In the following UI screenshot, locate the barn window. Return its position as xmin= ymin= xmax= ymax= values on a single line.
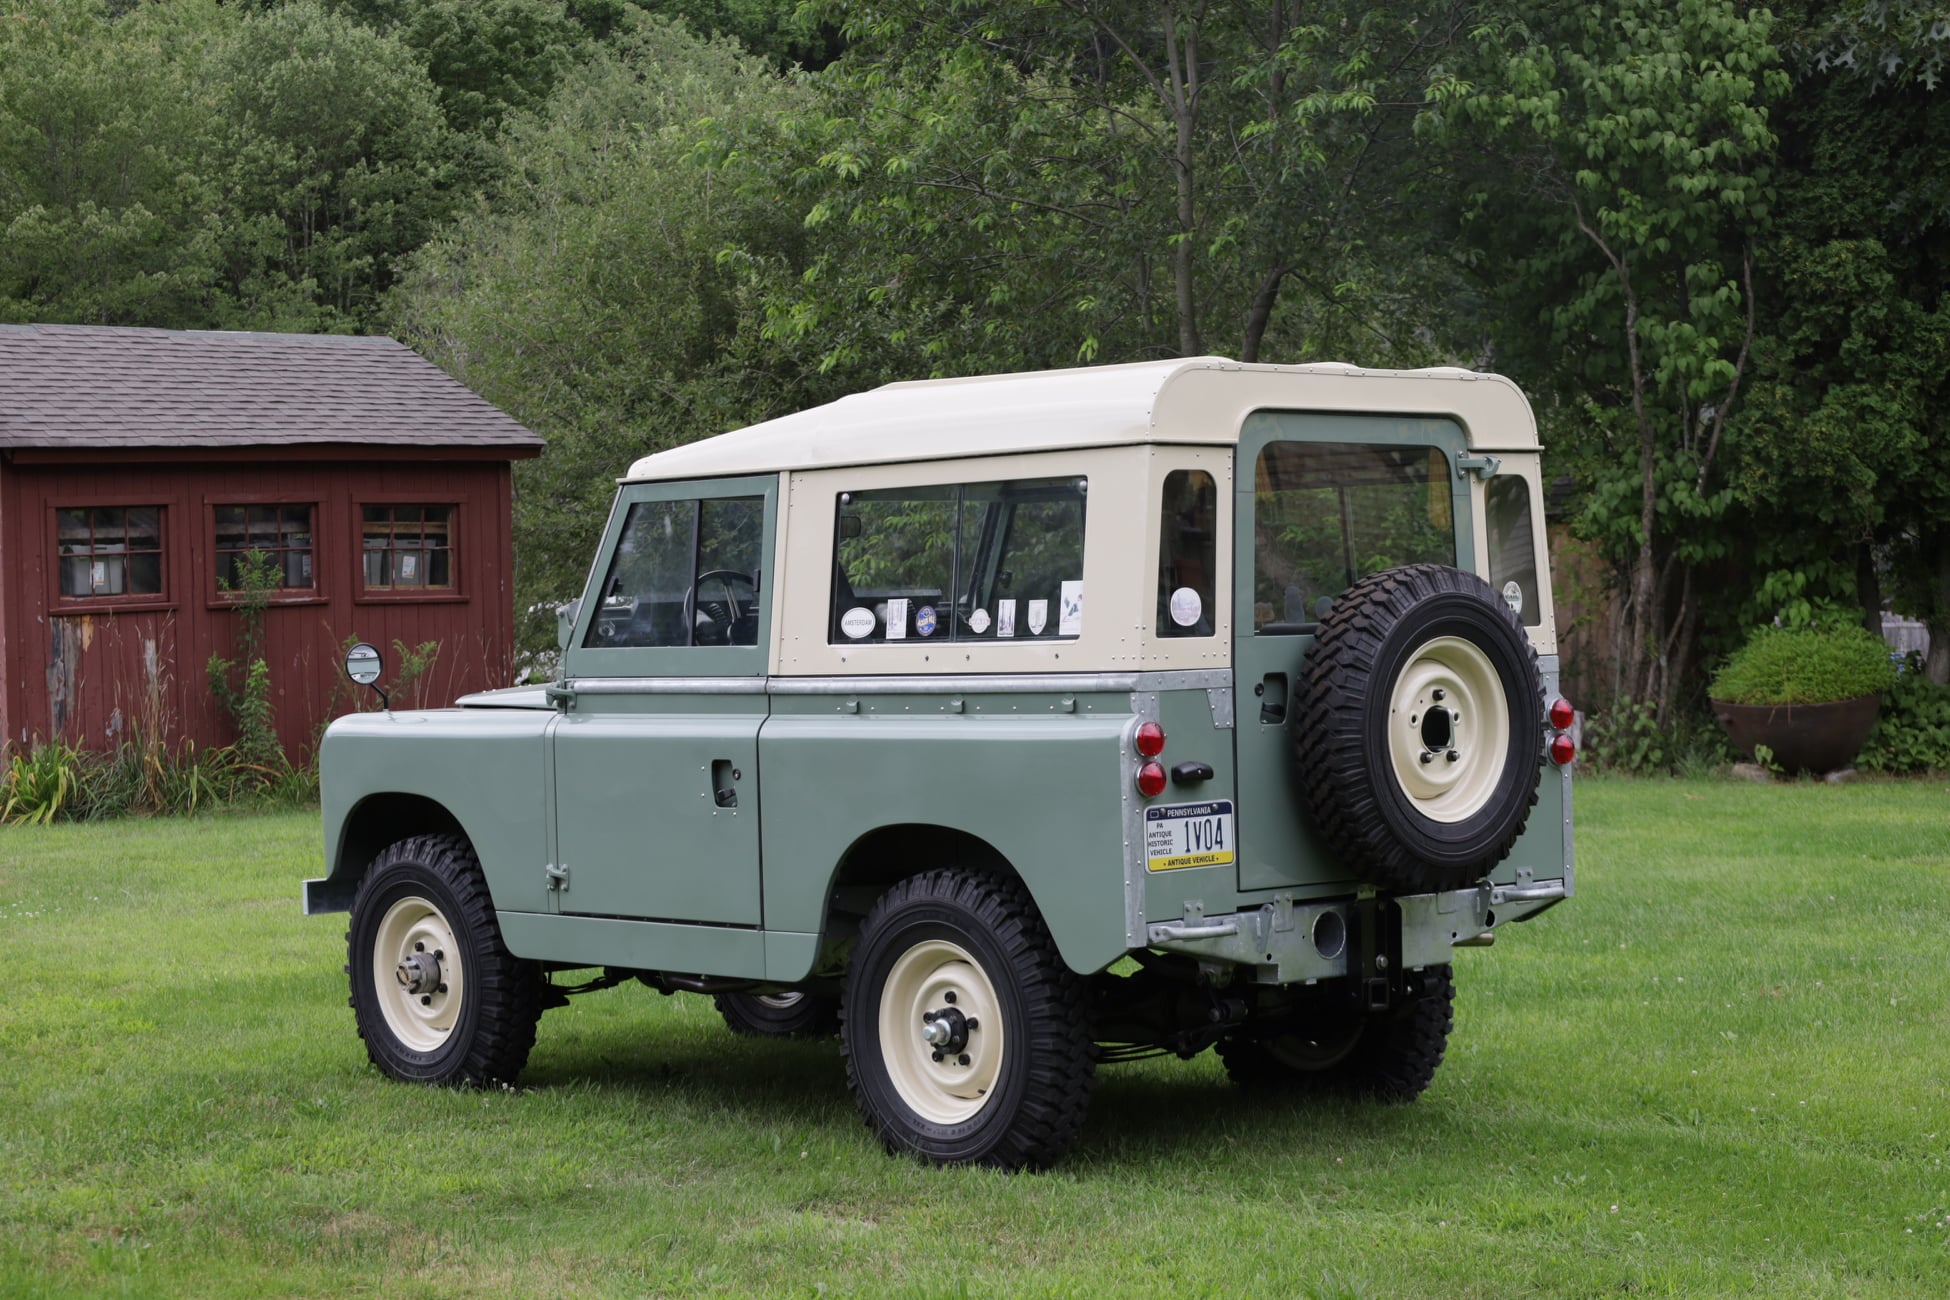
xmin=56 ymin=507 xmax=164 ymax=598
xmin=215 ymin=505 xmax=315 ymax=591
xmin=361 ymin=505 xmax=453 ymax=590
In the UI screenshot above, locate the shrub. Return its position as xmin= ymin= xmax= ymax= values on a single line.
xmin=1579 ymin=698 xmax=1732 ymax=776
xmin=1708 ymin=624 xmax=1896 ymax=706
xmin=1858 ymin=656 xmax=1950 ymax=775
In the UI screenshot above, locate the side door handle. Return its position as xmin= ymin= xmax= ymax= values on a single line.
xmin=711 ymin=758 xmax=739 ymax=808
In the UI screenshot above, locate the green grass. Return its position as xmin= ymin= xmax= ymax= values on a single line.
xmin=2 ymin=780 xmax=1948 ymax=1297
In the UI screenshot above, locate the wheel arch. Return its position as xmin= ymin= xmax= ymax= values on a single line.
xmin=310 ymin=793 xmax=469 ymax=915
xmin=815 ymin=822 xmax=1027 ymax=961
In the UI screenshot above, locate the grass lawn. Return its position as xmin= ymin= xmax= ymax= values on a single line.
xmin=2 ymin=779 xmax=1947 ymax=1297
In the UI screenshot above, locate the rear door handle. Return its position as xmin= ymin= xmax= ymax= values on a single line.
xmin=1171 ymin=761 xmax=1214 ymax=784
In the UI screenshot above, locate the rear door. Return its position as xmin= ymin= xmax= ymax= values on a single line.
xmin=1231 ymin=413 xmax=1474 ymax=895
xmin=551 ymin=475 xmax=776 ymax=924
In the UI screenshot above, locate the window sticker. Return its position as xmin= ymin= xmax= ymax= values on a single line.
xmin=1169 ymin=586 xmax=1202 ymax=627
xmin=1059 ymin=580 xmax=1084 ymax=636
xmin=968 ymin=608 xmax=991 ymax=635
xmin=885 ymin=597 xmax=909 ymax=640
xmin=916 ymin=605 xmax=938 ymax=637
xmin=997 ymin=599 xmax=1017 ymax=638
xmin=1027 ymin=599 xmax=1046 ymax=635
xmin=841 ymin=606 xmax=876 ymax=639
xmin=1502 ymin=581 xmax=1524 ymax=616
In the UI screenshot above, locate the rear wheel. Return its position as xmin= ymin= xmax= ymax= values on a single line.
xmin=715 ymin=990 xmax=840 ymax=1038
xmin=1218 ymin=966 xmax=1455 ymax=1101
xmin=842 ymin=869 xmax=1095 ymax=1169
xmin=346 ymin=833 xmax=542 ymax=1086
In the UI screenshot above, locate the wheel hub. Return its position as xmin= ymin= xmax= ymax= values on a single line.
xmin=396 ymin=950 xmax=442 ymax=995
xmin=921 ymin=1006 xmax=973 ymax=1055
xmin=1387 ymin=635 xmax=1511 ymax=823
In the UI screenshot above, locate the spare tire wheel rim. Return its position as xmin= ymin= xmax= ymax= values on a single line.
xmin=1386 ymin=634 xmax=1510 ymax=823
xmin=374 ymin=894 xmax=464 ymax=1053
xmin=877 ymin=938 xmax=1004 ymax=1125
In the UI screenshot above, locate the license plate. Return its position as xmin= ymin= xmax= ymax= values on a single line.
xmin=1144 ymin=800 xmax=1235 ymax=872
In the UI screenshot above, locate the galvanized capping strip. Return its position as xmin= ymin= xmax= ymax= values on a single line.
xmin=564 ymin=669 xmax=1233 ymax=698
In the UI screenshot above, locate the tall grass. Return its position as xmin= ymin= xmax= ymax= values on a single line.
xmin=0 ymin=737 xmax=312 ymax=824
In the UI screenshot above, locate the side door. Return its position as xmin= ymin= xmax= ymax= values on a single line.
xmin=1231 ymin=413 xmax=1475 ymax=895
xmin=551 ymin=475 xmax=777 ymax=925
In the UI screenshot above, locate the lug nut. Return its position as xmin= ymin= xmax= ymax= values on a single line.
xmin=922 ymin=1010 xmax=936 ymax=1022
xmin=1431 ymin=688 xmax=1445 ymax=701
xmin=957 ymin=1054 xmax=970 ymax=1066
xmin=1419 ymin=752 xmax=1433 ymax=765
xmin=434 ymin=950 xmax=445 ymax=961
xmin=420 ymin=995 xmax=431 ymax=1006
xmin=1446 ymin=750 xmax=1460 ymax=763
xmin=437 ymin=983 xmax=448 ymax=993
xmin=943 ymin=991 xmax=957 ymax=1004
xmin=932 ymin=1051 xmax=944 ymax=1063
xmin=414 ymin=942 xmax=425 ymax=952
xmin=964 ymin=1018 xmax=978 ymax=1032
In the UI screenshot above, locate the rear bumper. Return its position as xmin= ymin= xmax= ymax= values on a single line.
xmin=1144 ymin=878 xmax=1568 ymax=984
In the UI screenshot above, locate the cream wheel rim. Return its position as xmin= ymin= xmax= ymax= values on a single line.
xmin=373 ymin=894 xmax=464 ymax=1053
xmin=877 ymin=939 xmax=1003 ymax=1125
xmin=1386 ymin=635 xmax=1509 ymax=823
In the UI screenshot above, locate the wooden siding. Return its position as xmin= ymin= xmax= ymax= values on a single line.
xmin=1 ymin=457 xmax=519 ymax=758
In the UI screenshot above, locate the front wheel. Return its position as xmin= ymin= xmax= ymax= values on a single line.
xmin=1218 ymin=966 xmax=1455 ymax=1101
xmin=346 ymin=833 xmax=542 ymax=1086
xmin=714 ymin=990 xmax=840 ymax=1038
xmin=842 ymin=869 xmax=1095 ymax=1169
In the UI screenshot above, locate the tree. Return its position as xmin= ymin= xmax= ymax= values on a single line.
xmin=389 ymin=18 xmax=815 ymax=657
xmin=1450 ymin=0 xmax=1788 ymax=720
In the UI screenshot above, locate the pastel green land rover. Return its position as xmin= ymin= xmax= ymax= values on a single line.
xmin=309 ymin=357 xmax=1576 ymax=1170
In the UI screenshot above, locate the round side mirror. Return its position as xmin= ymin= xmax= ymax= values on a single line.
xmin=344 ymin=642 xmax=384 ymax=686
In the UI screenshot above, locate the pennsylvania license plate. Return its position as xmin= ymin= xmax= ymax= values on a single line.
xmin=1144 ymin=800 xmax=1235 ymax=872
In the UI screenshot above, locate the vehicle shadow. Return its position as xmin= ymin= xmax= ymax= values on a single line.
xmin=518 ymin=1000 xmax=1403 ymax=1164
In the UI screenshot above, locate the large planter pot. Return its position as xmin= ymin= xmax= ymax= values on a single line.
xmin=1711 ymin=693 xmax=1882 ymax=775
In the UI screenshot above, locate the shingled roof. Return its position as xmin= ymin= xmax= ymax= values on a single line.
xmin=0 ymin=324 xmax=543 ymax=453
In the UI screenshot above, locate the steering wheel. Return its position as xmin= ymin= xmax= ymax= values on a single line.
xmin=687 ymin=569 xmax=758 ymax=646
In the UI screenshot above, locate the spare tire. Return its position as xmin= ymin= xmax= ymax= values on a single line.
xmin=1294 ymin=563 xmax=1544 ymax=894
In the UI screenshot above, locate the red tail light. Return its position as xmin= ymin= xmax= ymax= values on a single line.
xmin=1549 ymin=733 xmax=1576 ymax=766
xmin=1135 ymin=721 xmax=1166 ymax=757
xmin=1548 ymin=697 xmax=1576 ymax=731
xmin=1135 ymin=762 xmax=1167 ymax=797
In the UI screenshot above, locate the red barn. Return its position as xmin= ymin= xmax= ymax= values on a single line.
xmin=0 ymin=325 xmax=543 ymax=758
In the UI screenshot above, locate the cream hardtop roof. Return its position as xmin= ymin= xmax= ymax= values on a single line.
xmin=623 ymin=355 xmax=1539 ymax=483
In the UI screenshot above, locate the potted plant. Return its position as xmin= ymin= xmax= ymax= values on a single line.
xmin=1710 ymin=621 xmax=1897 ymax=774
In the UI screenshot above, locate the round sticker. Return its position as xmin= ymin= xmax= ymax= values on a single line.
xmin=1501 ymin=581 xmax=1524 ymax=616
xmin=1169 ymin=586 xmax=1202 ymax=628
xmin=968 ymin=608 xmax=991 ymax=635
xmin=840 ymin=606 xmax=876 ymax=639
xmin=915 ymin=605 xmax=938 ymax=637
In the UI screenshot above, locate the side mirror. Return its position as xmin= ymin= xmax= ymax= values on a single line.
xmin=557 ymin=598 xmax=581 ymax=652
xmin=344 ymin=641 xmax=390 ymax=712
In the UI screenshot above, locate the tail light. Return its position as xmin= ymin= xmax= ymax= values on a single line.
xmin=1135 ymin=721 xmax=1166 ymax=757
xmin=1547 ymin=696 xmax=1576 ymax=766
xmin=1135 ymin=762 xmax=1168 ymax=797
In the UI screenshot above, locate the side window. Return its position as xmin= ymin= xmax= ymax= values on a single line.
xmin=587 ymin=496 xmax=764 ymax=648
xmin=1485 ymin=475 xmax=1541 ymax=628
xmin=832 ymin=477 xmax=1086 ymax=643
xmin=1252 ymin=442 xmax=1452 ymax=632
xmin=56 ymin=506 xmax=164 ymax=599
xmin=1157 ymin=470 xmax=1216 ymax=636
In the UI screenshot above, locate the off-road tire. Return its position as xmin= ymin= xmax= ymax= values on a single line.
xmin=347 ymin=833 xmax=542 ymax=1086
xmin=1296 ymin=563 xmax=1544 ymax=894
xmin=1218 ymin=965 xmax=1455 ymax=1100
xmin=715 ymin=990 xmax=841 ymax=1038
xmin=841 ymin=869 xmax=1096 ymax=1170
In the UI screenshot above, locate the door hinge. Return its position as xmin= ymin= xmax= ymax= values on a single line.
xmin=545 ymin=862 xmax=570 ymax=892
xmin=1455 ymin=453 xmax=1502 ymax=480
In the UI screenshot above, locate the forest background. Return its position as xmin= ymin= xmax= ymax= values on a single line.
xmin=6 ymin=0 xmax=1949 ymax=756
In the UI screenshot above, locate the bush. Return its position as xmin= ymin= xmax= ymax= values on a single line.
xmin=0 ymin=738 xmax=314 ymax=824
xmin=1579 ymin=699 xmax=1732 ymax=776
xmin=1858 ymin=656 xmax=1950 ymax=775
xmin=1708 ymin=624 xmax=1897 ymax=706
